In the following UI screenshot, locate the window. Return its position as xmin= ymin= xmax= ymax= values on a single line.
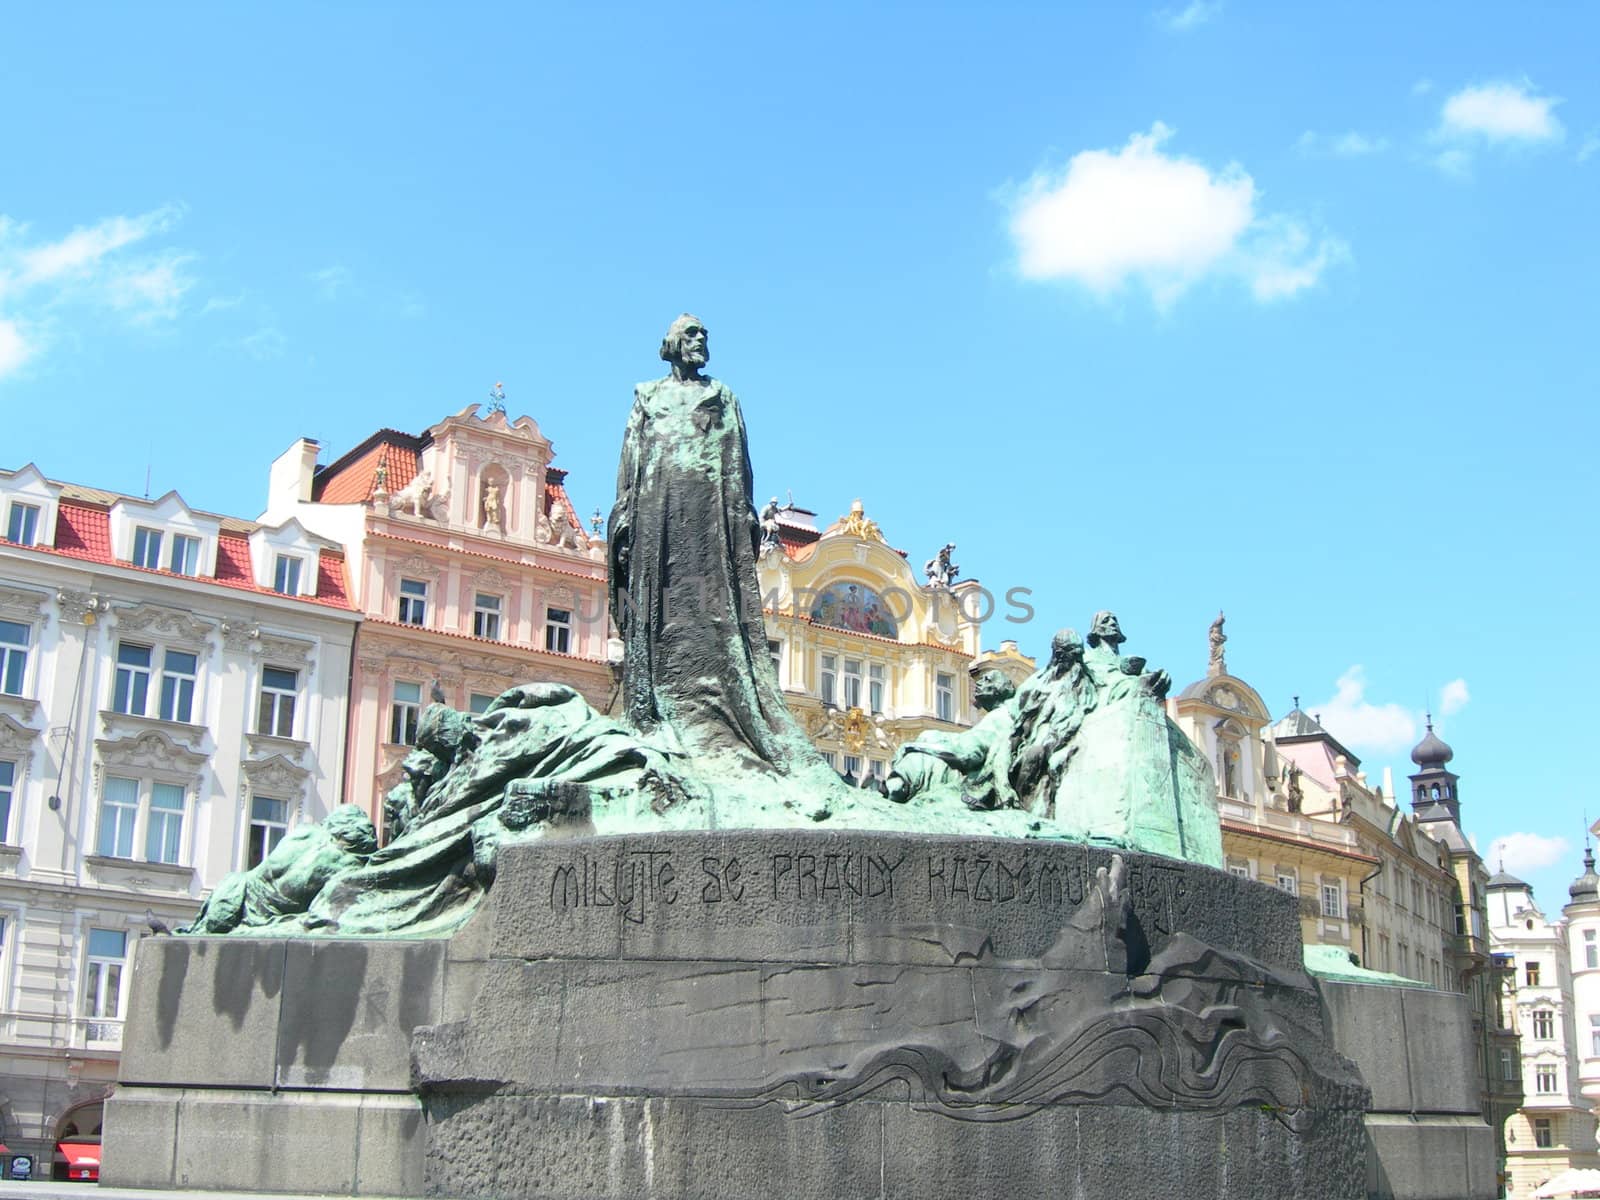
xmin=84 ymin=928 xmax=127 ymax=1028
xmin=820 ymin=654 xmax=837 ymax=707
xmin=842 ymin=659 xmax=863 ymax=709
xmin=1589 ymin=1014 xmax=1600 ymax=1057
xmin=1532 ymin=1009 xmax=1554 ymax=1039
xmin=866 ymin=759 xmax=885 ymax=785
xmin=469 ymin=693 xmax=496 ymax=715
xmin=1527 ymin=961 xmax=1542 ymax=987
xmin=168 ymin=533 xmax=200 ymax=576
xmin=390 ymin=681 xmax=421 ymax=745
xmin=257 ymin=667 xmax=298 ymax=737
xmin=473 ymin=593 xmax=501 ymax=640
xmin=397 ymin=578 xmax=427 ymax=624
xmin=1412 ymin=880 xmax=1424 ymax=915
xmin=767 ymin=639 xmax=782 ymax=682
xmin=157 ymin=649 xmax=198 ymax=723
xmin=247 ymin=795 xmax=289 ymax=869
xmin=1534 ymin=1117 xmax=1553 ymax=1148
xmin=5 ymin=502 xmax=39 ymax=546
xmin=0 ymin=619 xmax=28 ymax=695
xmin=0 ymin=759 xmax=13 ymax=842
xmin=1536 ymin=1065 xmax=1558 ymax=1095
xmin=97 ymin=776 xmax=140 ymax=858
xmin=113 ymin=643 xmax=154 ymax=715
xmin=820 ymin=750 xmax=838 ymax=771
xmin=273 ymin=554 xmax=304 ymax=596
xmin=544 ymin=607 xmax=571 ymax=653
xmin=132 ymin=526 xmax=163 ymax=569
xmin=842 ymin=754 xmax=861 ymax=781
xmin=1321 ymin=882 xmax=1344 ymax=919
xmin=144 ymin=782 xmax=185 ymax=864
xmin=936 ymin=672 xmax=955 ymax=722
xmin=868 ymin=664 xmax=886 ymax=714
xmin=1276 ymin=873 xmax=1298 ymax=895
xmin=1586 ymin=929 xmax=1597 ymax=970
xmin=1227 ymin=863 xmax=1251 ymax=879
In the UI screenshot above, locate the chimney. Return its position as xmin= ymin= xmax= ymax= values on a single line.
xmin=267 ymin=438 xmax=320 ymax=517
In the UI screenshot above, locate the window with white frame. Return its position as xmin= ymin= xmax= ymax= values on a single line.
xmin=97 ymin=776 xmax=141 ymax=858
xmin=84 ymin=928 xmax=127 ymax=1030
xmin=5 ymin=502 xmax=39 ymax=546
xmin=144 ymin=782 xmax=185 ymax=864
xmin=820 ymin=750 xmax=838 ymax=771
xmin=1534 ymin=1009 xmax=1555 ymax=1040
xmin=132 ymin=526 xmax=163 ymax=569
xmin=273 ymin=554 xmax=304 ymax=596
xmin=1586 ymin=928 xmax=1597 ymax=970
xmin=1227 ymin=862 xmax=1251 ymax=879
xmin=1536 ymin=1065 xmax=1558 ymax=1094
xmin=1589 ymin=1013 xmax=1600 ymax=1057
xmin=1534 ymin=1117 xmax=1553 ymax=1147
xmin=1276 ymin=872 xmax=1298 ymax=895
xmin=866 ymin=759 xmax=885 ymax=785
xmin=544 ymin=607 xmax=572 ymax=654
xmin=820 ymin=654 xmax=837 ymax=707
xmin=247 ymin=795 xmax=289 ymax=869
xmin=935 ymin=672 xmax=955 ymax=722
xmin=113 ymin=643 xmax=153 ymax=714
xmin=767 ymin=640 xmax=782 ymax=683
xmin=0 ymin=619 xmax=28 ymax=696
xmin=473 ymin=593 xmax=502 ymax=640
xmin=157 ymin=649 xmax=198 ymax=723
xmin=842 ymin=754 xmax=861 ymax=781
xmin=1526 ymin=961 xmax=1542 ymax=987
xmin=391 ymin=681 xmax=421 ymax=745
xmin=256 ymin=667 xmax=298 ymax=737
xmin=469 ymin=692 xmax=497 ymax=714
xmin=868 ymin=664 xmax=886 ymax=714
xmin=1321 ymin=881 xmax=1344 ymax=919
xmin=842 ymin=658 xmax=863 ymax=708
xmin=168 ymin=533 xmax=201 ymax=576
xmin=398 ymin=578 xmax=427 ymax=624
xmin=0 ymin=760 xmax=14 ymax=842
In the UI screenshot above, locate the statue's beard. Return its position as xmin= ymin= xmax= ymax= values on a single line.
xmin=678 ymin=346 xmax=708 ymax=369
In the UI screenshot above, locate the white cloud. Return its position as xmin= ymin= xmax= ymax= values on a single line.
xmin=1009 ymin=123 xmax=1344 ymax=307
xmin=310 ymin=265 xmax=351 ymax=300
xmin=1298 ymin=131 xmax=1389 ymax=158
xmin=1154 ymin=1 xmax=1221 ymax=32
xmin=1440 ymin=81 xmax=1563 ymax=144
xmin=1439 ymin=678 xmax=1470 ymax=717
xmin=1310 ymin=666 xmax=1418 ymax=755
xmin=0 ymin=205 xmax=193 ymax=378
xmin=1487 ymin=832 xmax=1570 ymax=878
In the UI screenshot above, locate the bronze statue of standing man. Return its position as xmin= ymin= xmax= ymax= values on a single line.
xmin=608 ymin=315 xmax=824 ymax=780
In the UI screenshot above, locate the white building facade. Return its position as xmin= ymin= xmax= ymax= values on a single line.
xmin=0 ymin=465 xmax=359 ymax=1177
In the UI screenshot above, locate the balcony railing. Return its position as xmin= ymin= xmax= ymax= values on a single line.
xmin=1216 ymin=798 xmax=1361 ymax=849
xmin=73 ymin=1016 xmax=123 ymax=1049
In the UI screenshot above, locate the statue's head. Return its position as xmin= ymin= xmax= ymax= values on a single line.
xmin=417 ymin=703 xmax=478 ymax=763
xmin=973 ymin=669 xmax=1015 ymax=712
xmin=1049 ymin=628 xmax=1084 ymax=666
xmin=1086 ymin=610 xmax=1124 ymax=649
xmin=323 ymin=804 xmax=379 ymax=857
xmin=660 ymin=314 xmax=709 ymax=371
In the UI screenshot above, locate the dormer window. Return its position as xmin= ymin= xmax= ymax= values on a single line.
xmin=169 ymin=533 xmax=201 ymax=576
xmin=5 ymin=502 xmax=39 ymax=546
xmin=273 ymin=554 xmax=304 ymax=596
xmin=132 ymin=526 xmax=164 ymax=569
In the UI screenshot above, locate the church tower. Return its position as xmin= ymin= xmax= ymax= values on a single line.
xmin=1408 ymin=716 xmax=1461 ymax=824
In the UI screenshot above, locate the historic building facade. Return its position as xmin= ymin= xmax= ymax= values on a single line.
xmin=1489 ymin=865 xmax=1600 ymax=1199
xmin=0 ymin=463 xmax=359 ymax=1176
xmin=261 ymin=404 xmax=612 ymax=828
xmin=755 ymin=500 xmax=994 ymax=784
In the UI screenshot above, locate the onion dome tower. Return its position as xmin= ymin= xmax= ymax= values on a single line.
xmin=1408 ymin=715 xmax=1460 ymax=824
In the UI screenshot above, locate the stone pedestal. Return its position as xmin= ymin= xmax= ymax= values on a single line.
xmin=106 ymin=832 xmax=1369 ymax=1199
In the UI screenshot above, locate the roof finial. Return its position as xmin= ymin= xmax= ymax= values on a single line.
xmin=487 ymin=381 xmax=507 ymax=417
xmin=1424 ymin=709 xmax=1434 ymax=732
xmin=1292 ymin=694 xmax=1300 ymax=711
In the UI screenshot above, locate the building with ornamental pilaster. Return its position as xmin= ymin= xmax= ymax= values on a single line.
xmin=755 ymin=499 xmax=1013 ymax=785
xmin=0 ymin=463 xmax=359 ymax=1178
xmin=260 ymin=404 xmax=612 ymax=830
xmin=1489 ymin=862 xmax=1600 ymax=1198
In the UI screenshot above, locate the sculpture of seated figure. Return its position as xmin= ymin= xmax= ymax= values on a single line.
xmin=1083 ymin=610 xmax=1172 ymax=703
xmin=182 ymin=805 xmax=379 ymax=934
xmin=1008 ymin=629 xmax=1097 ymax=815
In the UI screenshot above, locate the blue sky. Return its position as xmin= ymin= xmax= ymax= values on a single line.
xmin=3 ymin=3 xmax=1596 ymax=910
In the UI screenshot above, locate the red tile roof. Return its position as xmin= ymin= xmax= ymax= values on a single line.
xmin=314 ymin=432 xmax=423 ymax=505
xmin=8 ymin=501 xmax=356 ymax=612
xmin=543 ymin=478 xmax=593 ymax=551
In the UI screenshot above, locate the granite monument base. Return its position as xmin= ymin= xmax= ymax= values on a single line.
xmin=107 ymin=832 xmax=1370 ymax=1199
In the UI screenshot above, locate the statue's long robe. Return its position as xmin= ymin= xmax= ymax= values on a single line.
xmin=608 ymin=376 xmax=821 ymax=776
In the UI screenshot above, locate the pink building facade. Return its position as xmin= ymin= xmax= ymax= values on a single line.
xmin=263 ymin=404 xmax=612 ymax=828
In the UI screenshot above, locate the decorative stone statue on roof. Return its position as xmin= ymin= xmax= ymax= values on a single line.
xmin=758 ymin=493 xmax=795 ymax=557
xmin=924 ymin=542 xmax=958 ymax=588
xmin=836 ymin=499 xmax=883 ymax=542
xmin=1208 ymin=610 xmax=1227 ymax=675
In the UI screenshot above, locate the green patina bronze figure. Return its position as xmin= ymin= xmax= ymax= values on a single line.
xmin=184 ymin=315 xmax=1222 ymax=937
